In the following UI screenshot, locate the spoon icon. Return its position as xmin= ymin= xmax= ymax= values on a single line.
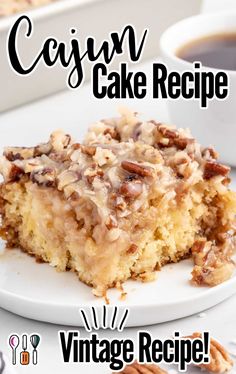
xmin=30 ymin=335 xmax=40 ymax=365
xmin=9 ymin=335 xmax=20 ymax=365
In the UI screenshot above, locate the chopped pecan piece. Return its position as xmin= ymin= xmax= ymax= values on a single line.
xmin=158 ymin=125 xmax=178 ymax=139
xmin=121 ymin=161 xmax=153 ymax=177
xmin=156 ymin=127 xmax=194 ymax=150
xmin=4 ymin=142 xmax=52 ymax=161
xmin=149 ymin=120 xmax=162 ymax=127
xmin=114 ymin=196 xmax=127 ymax=211
xmin=4 ymin=150 xmax=24 ymax=161
xmin=204 ymin=161 xmax=230 ymax=180
xmin=31 ymin=167 xmax=56 ymax=187
xmin=157 ymin=138 xmax=174 ymax=148
xmin=85 ymin=166 xmax=104 ymax=184
xmin=4 ymin=146 xmax=34 ymax=160
xmin=222 ymin=177 xmax=231 ymax=186
xmin=192 ymin=263 xmax=235 ymax=287
xmin=187 ymin=333 xmax=233 ymax=373
xmin=127 ymin=244 xmax=138 ymax=254
xmin=174 ymin=137 xmax=195 ymax=150
xmin=117 ymin=362 xmax=167 ymax=373
xmin=34 ymin=142 xmax=52 ymax=157
xmin=191 ymin=240 xmax=235 ymax=286
xmin=71 ymin=143 xmax=81 ymax=150
xmin=202 ymin=147 xmax=219 ymax=160
xmin=8 ymin=164 xmax=24 ymax=181
xmin=57 ymin=170 xmax=81 ymax=190
xmin=81 ymin=145 xmax=96 ymax=156
xmin=132 ymin=122 xmax=142 ymax=141
xmin=50 ymin=131 xmax=71 ymax=151
xmin=119 ymin=180 xmax=143 ymax=199
xmin=105 ymin=216 xmax=118 ymax=230
xmin=68 ymin=191 xmax=80 ymax=201
xmin=103 ymin=127 xmax=121 ymax=141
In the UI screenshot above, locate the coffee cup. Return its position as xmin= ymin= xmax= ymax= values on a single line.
xmin=160 ymin=11 xmax=236 ymax=166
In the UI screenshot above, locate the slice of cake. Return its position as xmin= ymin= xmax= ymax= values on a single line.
xmin=0 ymin=110 xmax=235 ymax=296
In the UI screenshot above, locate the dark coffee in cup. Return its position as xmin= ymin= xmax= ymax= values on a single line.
xmin=177 ymin=33 xmax=236 ymax=71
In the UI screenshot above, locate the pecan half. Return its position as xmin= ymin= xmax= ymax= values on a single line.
xmin=204 ymin=161 xmax=230 ymax=180
xmin=117 ymin=362 xmax=167 ymax=373
xmin=121 ymin=161 xmax=153 ymax=177
xmin=187 ymin=333 xmax=233 ymax=373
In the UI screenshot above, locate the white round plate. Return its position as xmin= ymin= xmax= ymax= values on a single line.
xmin=0 ymin=100 xmax=236 ymax=328
xmin=0 ymin=247 xmax=236 ymax=327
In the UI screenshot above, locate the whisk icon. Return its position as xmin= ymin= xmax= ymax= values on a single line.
xmin=30 ymin=335 xmax=40 ymax=365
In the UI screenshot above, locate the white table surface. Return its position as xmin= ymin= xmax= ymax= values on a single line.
xmin=0 ymin=61 xmax=236 ymax=374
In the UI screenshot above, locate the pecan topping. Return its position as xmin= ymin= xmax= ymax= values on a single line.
xmin=34 ymin=142 xmax=52 ymax=157
xmin=81 ymin=145 xmax=96 ymax=156
xmin=158 ymin=126 xmax=178 ymax=139
xmin=204 ymin=161 xmax=230 ymax=180
xmin=187 ymin=333 xmax=233 ymax=373
xmin=4 ymin=151 xmax=23 ymax=162
xmin=119 ymin=180 xmax=143 ymax=199
xmin=117 ymin=362 xmax=167 ymax=373
xmin=31 ymin=167 xmax=56 ymax=187
xmin=174 ymin=137 xmax=195 ymax=150
xmin=149 ymin=120 xmax=162 ymax=127
xmin=127 ymin=244 xmax=138 ymax=254
xmin=132 ymin=122 xmax=142 ymax=141
xmin=156 ymin=125 xmax=194 ymax=150
xmin=114 ymin=196 xmax=127 ymax=211
xmin=68 ymin=191 xmax=80 ymax=201
xmin=4 ymin=143 xmax=52 ymax=161
xmin=105 ymin=216 xmax=118 ymax=230
xmin=71 ymin=143 xmax=81 ymax=150
xmin=222 ymin=177 xmax=231 ymax=186
xmin=103 ymin=127 xmax=121 ymax=141
xmin=50 ymin=131 xmax=71 ymax=151
xmin=85 ymin=166 xmax=104 ymax=184
xmin=4 ymin=146 xmax=34 ymax=160
xmin=121 ymin=161 xmax=153 ymax=177
xmin=57 ymin=170 xmax=81 ymax=190
xmin=202 ymin=147 xmax=219 ymax=160
xmin=8 ymin=164 xmax=24 ymax=181
xmin=191 ymin=240 xmax=235 ymax=287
